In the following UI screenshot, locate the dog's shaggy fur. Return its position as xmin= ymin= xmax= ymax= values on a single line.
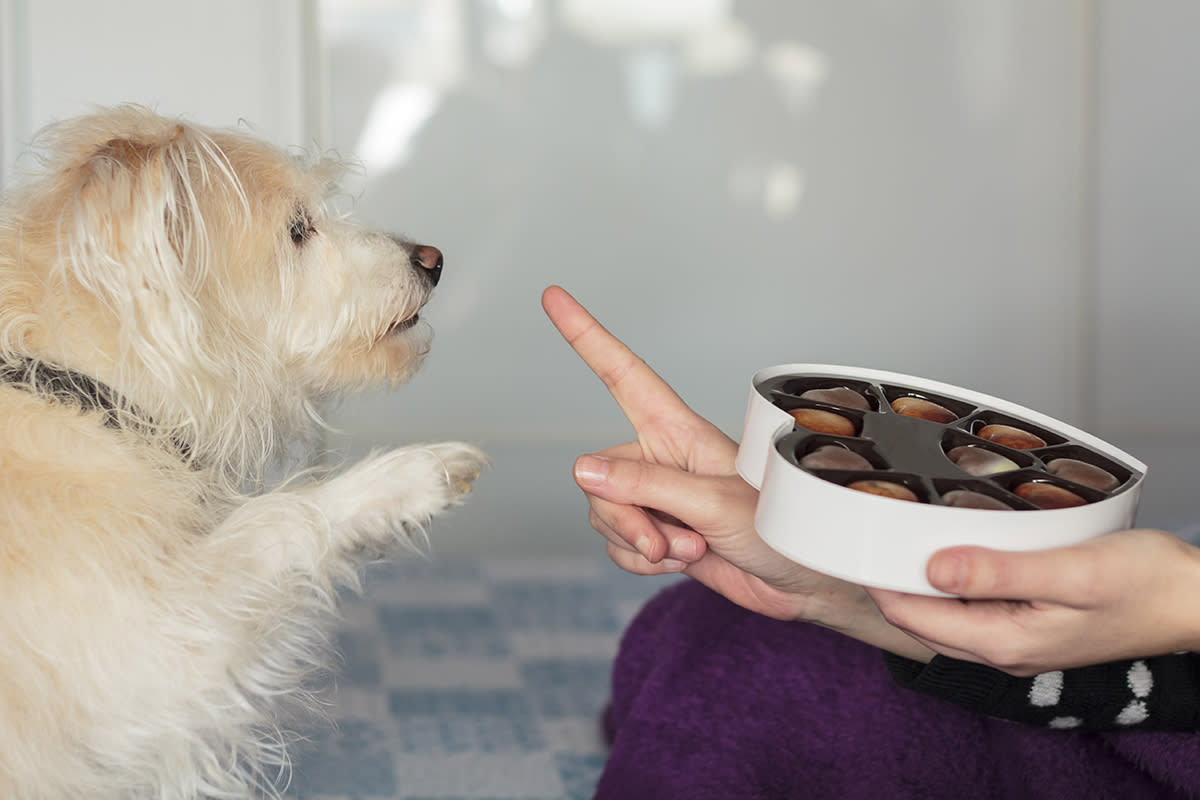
xmin=0 ymin=106 xmax=487 ymax=799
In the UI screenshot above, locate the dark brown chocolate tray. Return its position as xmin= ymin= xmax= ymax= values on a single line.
xmin=758 ymin=373 xmax=1140 ymax=512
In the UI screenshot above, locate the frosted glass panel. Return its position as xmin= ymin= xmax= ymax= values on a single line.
xmin=318 ymin=1 xmax=1087 ymax=454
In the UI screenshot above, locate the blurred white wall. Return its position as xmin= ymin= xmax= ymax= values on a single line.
xmin=0 ymin=0 xmax=313 ymax=182
xmin=2 ymin=0 xmax=1198 ymax=548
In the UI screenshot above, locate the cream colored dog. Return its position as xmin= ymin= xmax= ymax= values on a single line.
xmin=0 ymin=106 xmax=487 ymax=799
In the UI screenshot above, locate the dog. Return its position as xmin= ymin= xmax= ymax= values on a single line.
xmin=0 ymin=105 xmax=488 ymax=799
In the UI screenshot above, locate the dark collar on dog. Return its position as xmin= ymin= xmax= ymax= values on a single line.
xmin=0 ymin=356 xmax=193 ymax=463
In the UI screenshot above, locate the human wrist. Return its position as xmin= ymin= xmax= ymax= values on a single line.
xmin=799 ymin=583 xmax=936 ymax=663
xmin=793 ymin=581 xmax=871 ymax=628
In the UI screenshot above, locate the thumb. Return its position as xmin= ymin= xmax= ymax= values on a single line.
xmin=927 ymin=544 xmax=1090 ymax=603
xmin=574 ymin=454 xmax=724 ymax=530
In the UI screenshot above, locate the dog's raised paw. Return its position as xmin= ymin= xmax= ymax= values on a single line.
xmin=317 ymin=442 xmax=488 ymax=539
xmin=424 ymin=441 xmax=489 ymax=498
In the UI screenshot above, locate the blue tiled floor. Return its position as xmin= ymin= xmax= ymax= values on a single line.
xmin=285 ymin=556 xmax=680 ymax=800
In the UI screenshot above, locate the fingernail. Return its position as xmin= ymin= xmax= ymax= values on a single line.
xmin=929 ymin=552 xmax=966 ymax=592
xmin=574 ymin=455 xmax=610 ymax=486
xmin=661 ymin=559 xmax=688 ymax=572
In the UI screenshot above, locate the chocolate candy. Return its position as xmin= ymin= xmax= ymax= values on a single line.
xmin=891 ymin=396 xmax=957 ymax=424
xmin=977 ymin=424 xmax=1046 ymax=450
xmin=942 ymin=490 xmax=1012 ymax=510
xmin=1046 ymin=458 xmax=1120 ymax=492
xmin=800 ymin=445 xmax=873 ymax=471
xmin=1015 ymin=482 xmax=1088 ymax=510
xmin=947 ymin=445 xmax=1019 ymax=477
xmin=847 ymin=480 xmax=919 ymax=502
xmin=789 ymin=408 xmax=856 ymax=437
xmin=800 ymin=387 xmax=870 ymax=410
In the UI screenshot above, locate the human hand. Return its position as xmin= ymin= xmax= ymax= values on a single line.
xmin=869 ymin=528 xmax=1200 ymax=675
xmin=541 ymin=286 xmax=931 ymax=655
xmin=540 ymin=284 xmax=733 ymax=563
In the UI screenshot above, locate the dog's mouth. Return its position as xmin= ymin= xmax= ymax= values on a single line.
xmin=386 ymin=313 xmax=421 ymax=336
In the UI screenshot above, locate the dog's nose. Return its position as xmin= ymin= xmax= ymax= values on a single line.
xmin=412 ymin=245 xmax=443 ymax=287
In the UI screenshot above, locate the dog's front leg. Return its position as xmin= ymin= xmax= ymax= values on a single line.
xmin=309 ymin=441 xmax=489 ymax=558
xmin=206 ymin=441 xmax=487 ymax=587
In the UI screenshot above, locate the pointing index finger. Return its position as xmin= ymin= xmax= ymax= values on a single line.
xmin=541 ymin=285 xmax=692 ymax=430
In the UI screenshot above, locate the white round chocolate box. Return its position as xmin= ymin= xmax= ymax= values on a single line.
xmin=735 ymin=365 xmax=1146 ymax=596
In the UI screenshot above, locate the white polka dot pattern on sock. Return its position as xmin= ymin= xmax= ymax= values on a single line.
xmin=1029 ymin=671 xmax=1064 ymax=707
xmin=1128 ymin=660 xmax=1153 ymax=697
xmin=1031 ymin=661 xmax=1157 ymax=729
xmin=1048 ymin=716 xmax=1082 ymax=729
xmin=1116 ymin=660 xmax=1153 ymax=726
xmin=1116 ymin=701 xmax=1149 ymax=726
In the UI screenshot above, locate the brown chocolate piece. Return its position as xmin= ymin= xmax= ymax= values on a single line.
xmin=890 ymin=396 xmax=957 ymax=424
xmin=1015 ymin=482 xmax=1088 ymax=509
xmin=947 ymin=445 xmax=1019 ymax=477
xmin=1046 ymin=458 xmax=1120 ymax=492
xmin=941 ymin=489 xmax=1012 ymax=510
xmin=800 ymin=387 xmax=870 ymax=410
xmin=789 ymin=408 xmax=856 ymax=437
xmin=800 ymin=445 xmax=873 ymax=471
xmin=977 ymin=424 xmax=1046 ymax=450
xmin=847 ymin=480 xmax=919 ymax=502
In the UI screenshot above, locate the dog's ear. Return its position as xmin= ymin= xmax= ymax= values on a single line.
xmin=74 ymin=126 xmax=202 ymax=276
xmin=61 ymin=123 xmax=242 ymax=366
xmin=38 ymin=117 xmax=254 ymax=396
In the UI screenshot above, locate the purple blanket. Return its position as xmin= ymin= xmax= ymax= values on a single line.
xmin=597 ymin=580 xmax=1200 ymax=799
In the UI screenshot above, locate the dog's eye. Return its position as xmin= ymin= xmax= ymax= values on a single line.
xmin=289 ymin=209 xmax=316 ymax=245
